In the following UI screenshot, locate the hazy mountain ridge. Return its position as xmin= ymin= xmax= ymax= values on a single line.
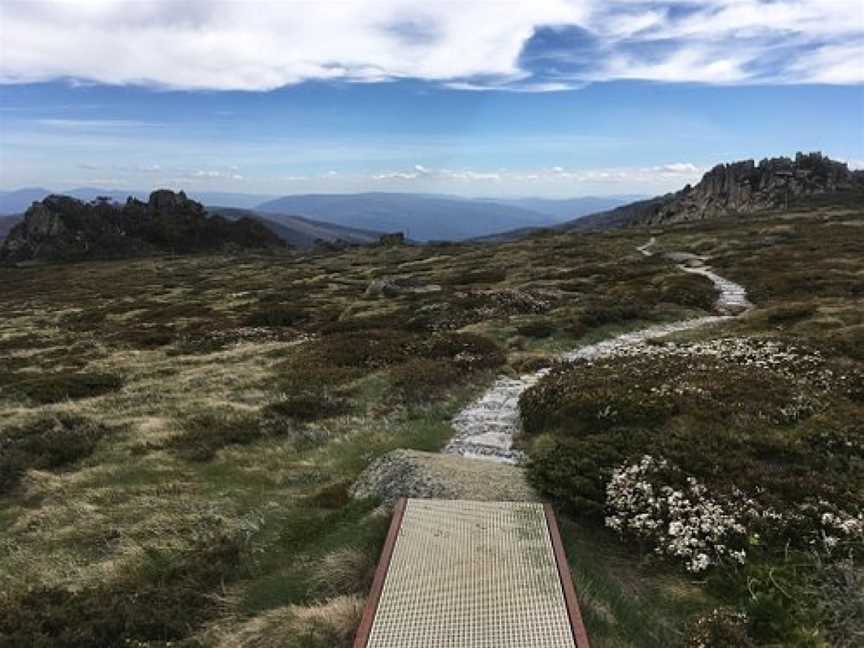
xmin=209 ymin=207 xmax=383 ymax=248
xmin=0 ymin=191 xmax=285 ymax=264
xmin=255 ymin=192 xmax=563 ymax=240
xmin=481 ymin=195 xmax=644 ymax=221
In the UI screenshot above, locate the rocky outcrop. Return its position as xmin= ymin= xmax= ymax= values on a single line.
xmin=349 ymin=449 xmax=538 ymax=506
xmin=0 ymin=190 xmax=286 ymax=263
xmin=364 ymin=276 xmax=442 ymax=298
xmin=566 ymin=153 xmax=864 ymax=231
xmin=378 ymin=232 xmax=406 ymax=246
xmin=643 ymin=153 xmax=863 ymax=226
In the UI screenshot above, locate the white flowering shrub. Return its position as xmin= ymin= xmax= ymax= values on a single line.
xmin=686 ymin=608 xmax=753 ymax=648
xmin=605 ymin=455 xmax=748 ymax=573
xmin=605 ymin=456 xmax=864 ymax=573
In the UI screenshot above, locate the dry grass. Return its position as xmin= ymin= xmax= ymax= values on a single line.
xmin=217 ymin=595 xmax=364 ymax=648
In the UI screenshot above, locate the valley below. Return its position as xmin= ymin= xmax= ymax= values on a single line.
xmin=1 ymin=198 xmax=862 ymax=647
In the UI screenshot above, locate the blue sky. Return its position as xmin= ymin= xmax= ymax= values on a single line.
xmin=1 ymin=1 xmax=862 ymax=197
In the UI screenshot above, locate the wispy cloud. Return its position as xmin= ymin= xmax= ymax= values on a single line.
xmin=36 ymin=118 xmax=163 ymax=130
xmin=0 ymin=1 xmax=860 ymax=92
xmin=369 ymin=162 xmax=705 ymax=185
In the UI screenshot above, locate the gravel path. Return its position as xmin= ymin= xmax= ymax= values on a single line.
xmin=636 ymin=236 xmax=657 ymax=256
xmin=443 ymin=241 xmax=751 ymax=464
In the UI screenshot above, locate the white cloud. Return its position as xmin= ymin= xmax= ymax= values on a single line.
xmin=368 ymin=162 xmax=705 ymax=186
xmin=0 ymin=1 xmax=860 ymax=91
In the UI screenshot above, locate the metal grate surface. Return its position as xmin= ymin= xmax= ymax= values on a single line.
xmin=367 ymin=499 xmax=577 ymax=648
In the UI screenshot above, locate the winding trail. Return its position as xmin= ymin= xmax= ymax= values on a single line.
xmin=636 ymin=236 xmax=657 ymax=256
xmin=443 ymin=241 xmax=752 ymax=464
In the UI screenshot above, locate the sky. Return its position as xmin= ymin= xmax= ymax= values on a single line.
xmin=1 ymin=0 xmax=863 ymax=198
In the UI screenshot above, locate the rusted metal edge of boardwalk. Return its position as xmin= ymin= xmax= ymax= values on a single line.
xmin=354 ymin=498 xmax=591 ymax=648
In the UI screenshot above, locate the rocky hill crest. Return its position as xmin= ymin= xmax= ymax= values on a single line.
xmin=0 ymin=190 xmax=285 ymax=263
xmin=647 ymin=152 xmax=862 ymax=225
xmin=566 ymin=152 xmax=863 ymax=231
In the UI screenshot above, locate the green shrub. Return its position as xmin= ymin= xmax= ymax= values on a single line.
xmin=246 ymin=306 xmax=306 ymax=327
xmin=273 ymin=362 xmax=362 ymax=395
xmin=0 ymin=529 xmax=248 ymax=647
xmin=307 ymin=330 xmax=416 ymax=370
xmin=115 ymin=326 xmax=175 ymax=349
xmin=305 ymin=480 xmax=353 ymax=510
xmin=421 ymin=332 xmax=506 ymax=372
xmin=0 ymin=414 xmax=110 ymax=493
xmin=577 ymin=301 xmax=645 ymax=327
xmin=515 ymin=320 xmax=556 ymax=338
xmin=319 ymin=310 xmax=423 ymax=335
xmin=165 ymin=409 xmax=333 ymax=462
xmin=166 ymin=412 xmax=267 ymax=461
xmin=521 ymin=342 xmax=864 ymax=523
xmin=443 ymin=268 xmax=507 ymax=285
xmin=657 ymin=273 xmax=717 ymax=311
xmin=10 ymin=372 xmax=123 ymax=404
xmin=745 ymin=302 xmax=818 ymax=327
xmin=804 ymin=558 xmax=864 ymax=647
xmin=264 ymin=396 xmax=352 ymax=422
xmin=303 ymin=330 xmax=504 ymax=374
xmin=390 ymin=358 xmax=462 ymax=402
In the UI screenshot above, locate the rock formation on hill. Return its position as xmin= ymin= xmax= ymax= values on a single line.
xmin=646 ymin=152 xmax=862 ymax=225
xmin=565 ymin=152 xmax=864 ymax=231
xmin=0 ymin=190 xmax=286 ymax=263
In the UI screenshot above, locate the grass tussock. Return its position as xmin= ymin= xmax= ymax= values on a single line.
xmin=5 ymin=371 xmax=124 ymax=405
xmin=0 ymin=413 xmax=110 ymax=494
xmin=219 ymin=595 xmax=364 ymax=648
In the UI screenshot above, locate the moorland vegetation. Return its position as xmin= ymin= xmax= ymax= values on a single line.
xmin=0 ymin=195 xmax=862 ymax=647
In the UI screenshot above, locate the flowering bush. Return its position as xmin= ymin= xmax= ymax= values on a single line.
xmin=524 ymin=335 xmax=864 ymax=563
xmin=605 ymin=455 xmax=748 ymax=573
xmin=685 ymin=608 xmax=754 ymax=648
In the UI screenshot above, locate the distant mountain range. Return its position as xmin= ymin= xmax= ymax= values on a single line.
xmin=477 ymin=195 xmax=646 ymax=221
xmin=209 ymin=207 xmax=382 ymax=248
xmin=254 ymin=192 xmax=638 ymax=241
xmin=1 ymin=188 xmax=637 ymax=242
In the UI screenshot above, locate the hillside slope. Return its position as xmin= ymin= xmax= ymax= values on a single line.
xmin=256 ymin=192 xmax=558 ymax=240
xmin=210 ymin=207 xmax=382 ymax=248
xmin=0 ymin=191 xmax=285 ymax=264
xmin=479 ymin=195 xmax=641 ymax=221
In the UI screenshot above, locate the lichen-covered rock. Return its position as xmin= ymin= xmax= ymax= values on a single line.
xmin=349 ymin=449 xmax=538 ymax=506
xmin=364 ymin=276 xmax=441 ymax=298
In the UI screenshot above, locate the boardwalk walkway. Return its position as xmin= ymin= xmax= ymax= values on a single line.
xmin=354 ymin=498 xmax=590 ymax=648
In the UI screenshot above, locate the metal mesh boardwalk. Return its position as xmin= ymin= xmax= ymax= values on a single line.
xmin=355 ymin=499 xmax=590 ymax=648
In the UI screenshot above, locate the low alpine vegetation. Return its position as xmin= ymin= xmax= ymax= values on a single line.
xmin=0 ymin=414 xmax=111 ymax=493
xmin=523 ymin=335 xmax=864 ymax=645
